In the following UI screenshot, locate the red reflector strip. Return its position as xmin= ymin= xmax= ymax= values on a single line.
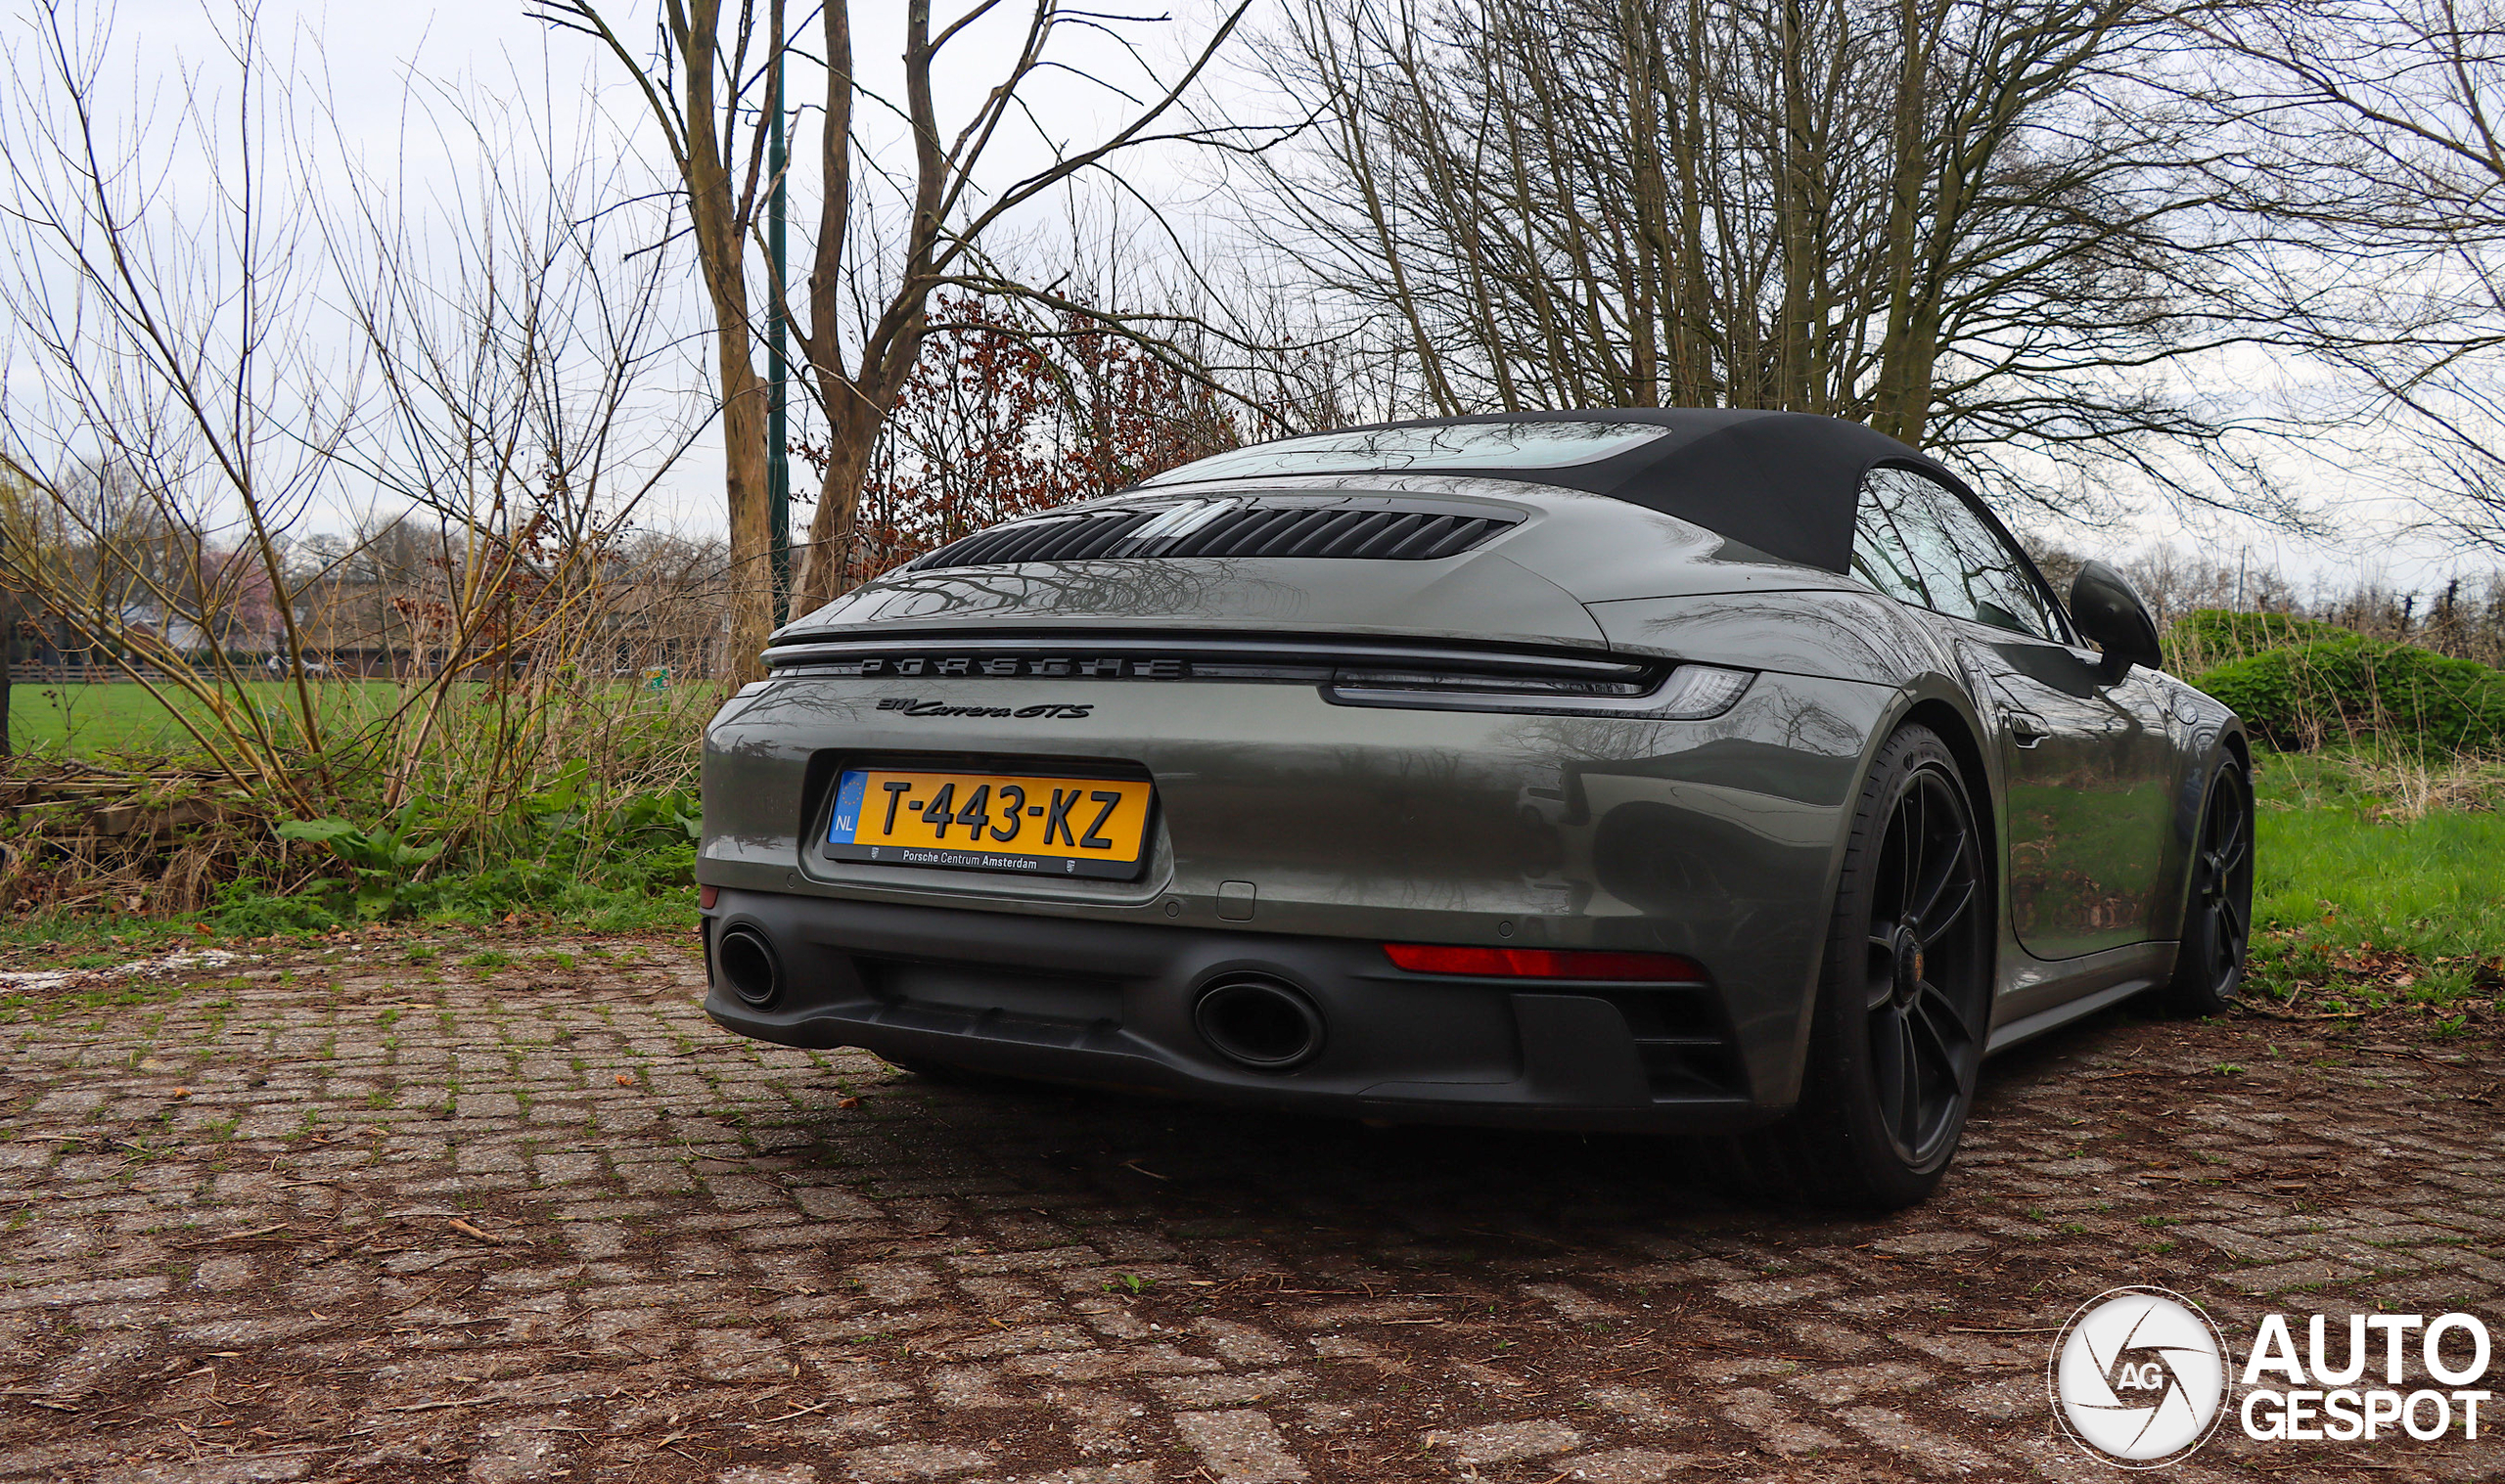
xmin=699 ymin=885 xmax=719 ymax=911
xmin=1383 ymin=943 xmax=1706 ymax=981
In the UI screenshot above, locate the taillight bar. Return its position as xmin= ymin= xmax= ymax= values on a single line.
xmin=1383 ymin=943 xmax=1708 ymax=982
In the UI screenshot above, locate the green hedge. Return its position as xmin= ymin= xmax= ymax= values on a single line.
xmin=2164 ymin=608 xmax=2351 ymax=672
xmin=2192 ymin=634 xmax=2505 ymax=752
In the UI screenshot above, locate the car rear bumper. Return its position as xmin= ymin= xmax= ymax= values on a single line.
xmin=702 ymin=887 xmax=1784 ymax=1135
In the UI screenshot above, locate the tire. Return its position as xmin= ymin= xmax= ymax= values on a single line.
xmin=1714 ymin=723 xmax=1992 ymax=1210
xmin=2160 ymin=757 xmax=2254 ymax=1017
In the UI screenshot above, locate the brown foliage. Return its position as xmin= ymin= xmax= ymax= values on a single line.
xmin=803 ymin=295 xmax=1242 ymax=584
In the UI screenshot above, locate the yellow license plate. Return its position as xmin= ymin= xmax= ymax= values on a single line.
xmin=825 ymin=769 xmax=1155 ymax=879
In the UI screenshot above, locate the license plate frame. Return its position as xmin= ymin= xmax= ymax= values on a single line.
xmin=822 ymin=767 xmax=1155 ymax=880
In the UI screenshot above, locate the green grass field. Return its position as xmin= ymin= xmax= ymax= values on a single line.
xmin=2248 ymin=747 xmax=2505 ymax=1012
xmin=6 ymin=676 xmax=700 ymax=758
xmin=6 ymin=679 xmax=404 ymax=754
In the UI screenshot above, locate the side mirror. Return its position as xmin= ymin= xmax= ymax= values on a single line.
xmin=2069 ymin=561 xmax=2163 ymax=679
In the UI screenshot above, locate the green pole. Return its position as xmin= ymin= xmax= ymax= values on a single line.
xmin=767 ymin=37 xmax=792 ymax=628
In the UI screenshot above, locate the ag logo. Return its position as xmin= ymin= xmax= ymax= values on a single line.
xmin=2049 ymin=1285 xmax=2230 ymax=1467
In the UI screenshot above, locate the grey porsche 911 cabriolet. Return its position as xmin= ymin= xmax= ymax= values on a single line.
xmin=695 ymin=409 xmax=2254 ymax=1207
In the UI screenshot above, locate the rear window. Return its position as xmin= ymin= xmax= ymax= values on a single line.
xmin=1143 ymin=421 xmax=1669 ymax=485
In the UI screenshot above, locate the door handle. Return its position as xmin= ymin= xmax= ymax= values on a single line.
xmin=2003 ymin=709 xmax=2051 ymax=747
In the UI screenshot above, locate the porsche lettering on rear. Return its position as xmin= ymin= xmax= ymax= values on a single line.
xmin=815 ymin=653 xmax=1182 ymax=679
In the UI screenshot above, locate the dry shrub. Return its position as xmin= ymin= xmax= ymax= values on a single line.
xmin=0 ymin=529 xmax=732 ymax=921
xmin=2341 ymin=751 xmax=2505 ymax=822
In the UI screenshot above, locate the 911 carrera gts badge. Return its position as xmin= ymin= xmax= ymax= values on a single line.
xmin=877 ymin=697 xmax=1095 ymax=720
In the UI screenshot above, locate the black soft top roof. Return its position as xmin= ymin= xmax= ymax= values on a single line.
xmin=1156 ymin=408 xmax=1974 ymax=575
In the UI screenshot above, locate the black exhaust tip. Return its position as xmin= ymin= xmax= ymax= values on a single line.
xmin=715 ymin=924 xmax=781 ymax=1007
xmin=1194 ymin=975 xmax=1324 ymax=1070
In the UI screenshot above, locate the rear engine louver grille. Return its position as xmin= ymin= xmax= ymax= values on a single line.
xmin=918 ymin=510 xmax=1161 ymax=568
xmin=1171 ymin=506 xmax=1507 ymax=560
xmin=911 ymin=503 xmax=1515 ymax=571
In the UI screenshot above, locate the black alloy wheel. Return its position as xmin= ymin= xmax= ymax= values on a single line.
xmin=1860 ymin=763 xmax=1988 ymax=1169
xmin=2163 ymin=758 xmax=2255 ymax=1016
xmin=1712 ymin=723 xmax=1990 ymax=1209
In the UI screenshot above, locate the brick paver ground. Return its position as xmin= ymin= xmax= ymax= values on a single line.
xmin=1 ymin=933 xmax=2498 ymax=1483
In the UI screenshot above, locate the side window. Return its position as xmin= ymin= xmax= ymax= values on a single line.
xmin=1850 ymin=472 xmax=1934 ymax=607
xmin=1855 ymin=468 xmax=2061 ymax=641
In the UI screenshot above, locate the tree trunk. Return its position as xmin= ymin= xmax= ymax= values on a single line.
xmin=673 ymin=0 xmax=776 ymax=680
xmin=800 ymin=398 xmax=888 ymax=605
xmin=719 ymin=345 xmax=775 ymax=673
xmin=1867 ymin=0 xmax=1933 ymax=442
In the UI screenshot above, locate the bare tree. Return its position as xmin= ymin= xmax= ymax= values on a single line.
xmin=0 ymin=0 xmax=356 ymax=800
xmin=2199 ymin=0 xmax=2505 ymax=553
xmin=0 ymin=3 xmax=708 ymax=832
xmin=1246 ymin=0 xmax=2269 ymax=513
xmin=530 ymin=0 xmax=1264 ymax=660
